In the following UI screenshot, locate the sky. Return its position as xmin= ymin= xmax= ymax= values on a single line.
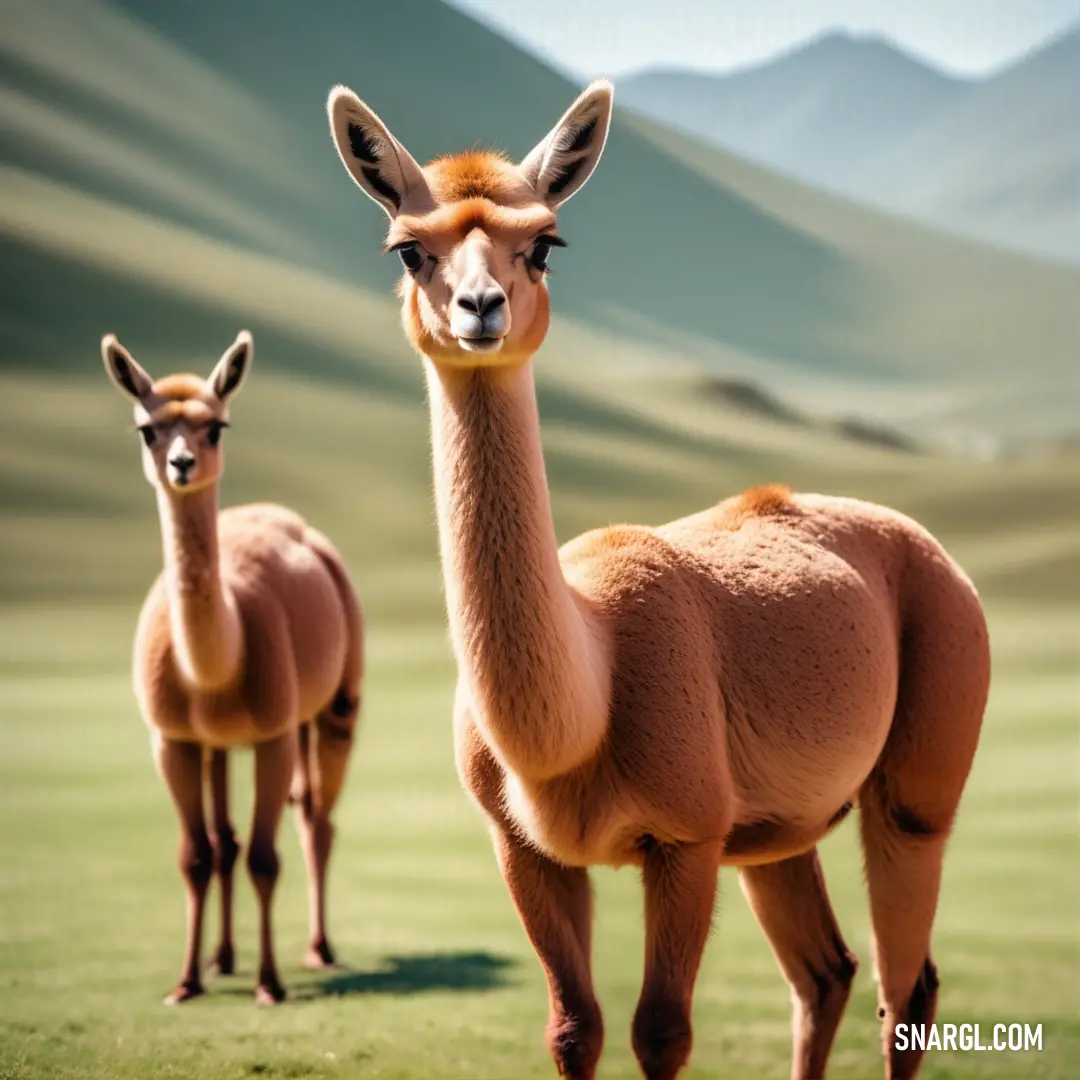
xmin=445 ymin=0 xmax=1080 ymax=79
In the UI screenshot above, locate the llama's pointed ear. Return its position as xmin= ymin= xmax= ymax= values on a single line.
xmin=101 ymin=334 xmax=153 ymax=400
xmin=208 ymin=330 xmax=253 ymax=402
xmin=519 ymin=79 xmax=613 ymax=209
xmin=327 ymin=85 xmax=431 ymax=219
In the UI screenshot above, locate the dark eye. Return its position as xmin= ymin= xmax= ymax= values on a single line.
xmin=527 ymin=234 xmax=565 ymax=274
xmin=529 ymin=241 xmax=552 ymax=272
xmin=396 ymin=243 xmax=424 ymax=273
xmin=138 ymin=425 xmax=156 ymax=447
xmin=206 ymin=422 xmax=226 ymax=447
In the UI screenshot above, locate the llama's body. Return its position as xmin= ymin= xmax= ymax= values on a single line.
xmin=102 ymin=332 xmax=363 ymax=1007
xmin=458 ymin=486 xmax=987 ymax=874
xmin=328 ymin=75 xmax=989 ymax=1080
xmin=135 ymin=503 xmax=357 ymax=749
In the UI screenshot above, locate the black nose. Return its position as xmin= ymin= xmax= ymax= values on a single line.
xmin=456 ymin=288 xmax=506 ymax=317
xmin=169 ymin=451 xmax=195 ymax=474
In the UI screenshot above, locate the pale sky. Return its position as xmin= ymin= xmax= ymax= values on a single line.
xmin=445 ymin=0 xmax=1080 ymax=79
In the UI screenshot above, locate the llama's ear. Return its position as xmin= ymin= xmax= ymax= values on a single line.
xmin=327 ymin=85 xmax=431 ymax=219
xmin=101 ymin=334 xmax=153 ymax=400
xmin=208 ymin=330 xmax=253 ymax=402
xmin=519 ymin=79 xmax=613 ymax=209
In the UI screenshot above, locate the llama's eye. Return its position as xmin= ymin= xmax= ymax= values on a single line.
xmin=138 ymin=425 xmax=156 ymax=447
xmin=396 ymin=243 xmax=424 ymax=273
xmin=529 ymin=242 xmax=551 ymax=272
xmin=527 ymin=235 xmax=565 ymax=274
xmin=206 ymin=422 xmax=226 ymax=447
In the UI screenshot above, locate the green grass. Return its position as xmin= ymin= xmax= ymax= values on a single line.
xmin=1 ymin=361 xmax=1076 ymax=1078
xmin=0 ymin=595 xmax=1077 ymax=1080
xmin=1 ymin=364 xmax=1078 ymax=1078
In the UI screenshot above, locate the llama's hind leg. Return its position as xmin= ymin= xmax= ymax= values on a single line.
xmin=859 ymin=784 xmax=949 ymax=1080
xmin=493 ymin=826 xmax=603 ymax=1080
xmin=299 ymin=533 xmax=363 ymax=968
xmin=739 ymin=849 xmax=858 ymax=1080
xmin=296 ymin=693 xmax=358 ymax=969
xmin=861 ymin=553 xmax=989 ymax=1079
xmin=206 ymin=749 xmax=240 ymax=976
xmin=153 ymin=737 xmax=213 ymax=1005
xmin=248 ymin=728 xmax=297 ymax=1005
xmin=289 ymin=721 xmax=322 ymax=965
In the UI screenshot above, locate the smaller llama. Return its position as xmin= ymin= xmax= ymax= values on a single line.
xmin=102 ymin=330 xmax=363 ymax=1005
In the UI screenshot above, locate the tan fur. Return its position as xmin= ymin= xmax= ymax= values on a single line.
xmin=715 ymin=481 xmax=796 ymax=528
xmin=328 ymin=81 xmax=990 ymax=1080
xmin=102 ymin=332 xmax=363 ymax=1005
xmin=425 ymin=150 xmax=532 ymax=205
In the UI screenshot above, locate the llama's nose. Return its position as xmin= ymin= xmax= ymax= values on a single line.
xmin=456 ymin=287 xmax=506 ymax=318
xmin=169 ymin=449 xmax=195 ymax=475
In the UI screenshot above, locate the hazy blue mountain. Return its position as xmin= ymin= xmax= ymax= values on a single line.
xmin=858 ymin=27 xmax=1080 ymax=263
xmin=619 ymin=27 xmax=1079 ymax=263
xmin=618 ymin=32 xmax=966 ymax=193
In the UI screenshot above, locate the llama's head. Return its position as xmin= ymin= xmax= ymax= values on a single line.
xmin=102 ymin=331 xmax=252 ymax=494
xmin=328 ymin=80 xmax=613 ymax=370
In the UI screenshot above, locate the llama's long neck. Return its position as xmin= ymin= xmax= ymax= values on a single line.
xmin=156 ymin=485 xmax=242 ymax=692
xmin=426 ymin=360 xmax=610 ymax=781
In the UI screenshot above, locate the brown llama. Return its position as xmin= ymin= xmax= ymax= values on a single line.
xmin=326 ymin=80 xmax=990 ymax=1079
xmin=102 ymin=330 xmax=363 ymax=1005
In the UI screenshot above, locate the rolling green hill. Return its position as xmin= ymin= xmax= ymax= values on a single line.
xmin=0 ymin=0 xmax=1077 ymax=617
xmin=2 ymin=0 xmax=1079 ymax=452
xmin=0 ymin=0 xmax=1076 ymax=595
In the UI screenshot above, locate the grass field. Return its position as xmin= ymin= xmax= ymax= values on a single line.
xmin=1 ymin=592 xmax=1077 ymax=1080
xmin=1 ymin=366 xmax=1078 ymax=1079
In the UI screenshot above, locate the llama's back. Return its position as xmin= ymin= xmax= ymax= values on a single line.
xmin=654 ymin=485 xmax=987 ymax=830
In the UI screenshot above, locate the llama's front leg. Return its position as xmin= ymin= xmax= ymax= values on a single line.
xmin=493 ymin=826 xmax=603 ymax=1080
xmin=248 ymin=728 xmax=297 ymax=1005
xmin=633 ymin=839 xmax=722 ymax=1080
xmin=153 ymin=737 xmax=213 ymax=1005
xmin=206 ymin=748 xmax=240 ymax=976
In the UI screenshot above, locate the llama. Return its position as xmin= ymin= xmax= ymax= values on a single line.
xmin=326 ymin=80 xmax=990 ymax=1079
xmin=102 ymin=330 xmax=363 ymax=1005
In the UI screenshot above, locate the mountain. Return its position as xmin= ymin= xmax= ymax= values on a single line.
xmin=859 ymin=27 xmax=1080 ymax=263
xmin=618 ymin=27 xmax=1079 ymax=264
xmin=618 ymin=31 xmax=966 ymax=194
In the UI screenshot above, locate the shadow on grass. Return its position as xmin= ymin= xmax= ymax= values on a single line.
xmin=213 ymin=950 xmax=518 ymax=1001
xmin=211 ymin=951 xmax=521 ymax=1003
xmin=308 ymin=951 xmax=517 ymax=998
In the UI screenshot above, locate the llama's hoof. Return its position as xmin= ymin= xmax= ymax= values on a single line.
xmin=255 ymin=977 xmax=287 ymax=1006
xmin=164 ymin=980 xmax=205 ymax=1005
xmin=207 ymin=944 xmax=235 ymax=977
xmin=304 ymin=939 xmax=339 ymax=971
